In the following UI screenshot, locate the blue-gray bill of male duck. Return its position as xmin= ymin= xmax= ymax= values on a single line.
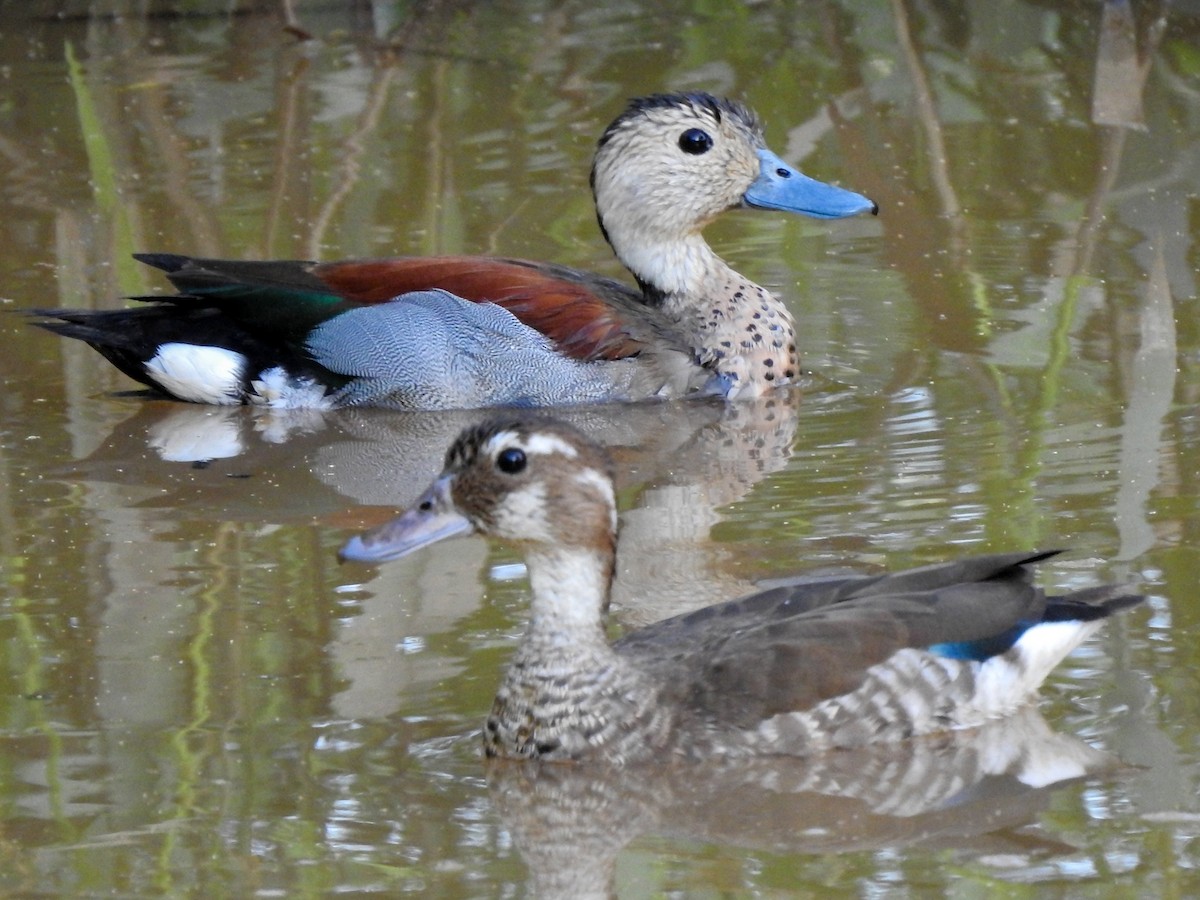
xmin=339 ymin=416 xmax=1143 ymax=765
xmin=32 ymin=92 xmax=876 ymax=410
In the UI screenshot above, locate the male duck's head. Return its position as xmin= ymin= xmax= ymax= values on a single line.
xmin=589 ymin=92 xmax=876 ymax=297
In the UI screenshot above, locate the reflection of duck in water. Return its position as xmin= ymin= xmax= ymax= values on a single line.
xmin=34 ymin=93 xmax=874 ymax=409
xmin=53 ymin=394 xmax=805 ymax=649
xmin=487 ymin=706 xmax=1117 ymax=898
xmin=341 ymin=416 xmax=1142 ymax=763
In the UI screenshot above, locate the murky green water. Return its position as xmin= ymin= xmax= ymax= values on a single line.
xmin=0 ymin=0 xmax=1197 ymax=895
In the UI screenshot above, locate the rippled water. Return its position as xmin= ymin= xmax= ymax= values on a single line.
xmin=1 ymin=1 xmax=1198 ymax=895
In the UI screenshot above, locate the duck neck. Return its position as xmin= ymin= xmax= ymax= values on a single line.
xmin=518 ymin=545 xmax=616 ymax=661
xmin=490 ymin=541 xmax=674 ymax=762
xmin=618 ymin=232 xmax=722 ymax=302
xmin=620 ymin=233 xmax=799 ymax=399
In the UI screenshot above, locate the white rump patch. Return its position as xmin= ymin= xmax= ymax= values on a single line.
xmin=972 ymin=619 xmax=1103 ymax=718
xmin=146 ymin=343 xmax=245 ymax=405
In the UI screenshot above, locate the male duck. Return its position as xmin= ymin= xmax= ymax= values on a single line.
xmin=34 ymin=93 xmax=876 ymax=410
xmin=339 ymin=416 xmax=1143 ymax=764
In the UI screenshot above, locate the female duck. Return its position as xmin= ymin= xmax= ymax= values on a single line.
xmin=340 ymin=416 xmax=1142 ymax=764
xmin=35 ymin=93 xmax=875 ymax=410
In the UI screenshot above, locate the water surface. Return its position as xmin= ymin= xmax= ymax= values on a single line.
xmin=1 ymin=1 xmax=1197 ymax=895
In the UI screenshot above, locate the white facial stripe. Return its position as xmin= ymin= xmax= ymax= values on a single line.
xmin=146 ymin=343 xmax=244 ymax=405
xmin=483 ymin=430 xmax=520 ymax=459
xmin=523 ymin=432 xmax=579 ymax=458
xmin=485 ymin=429 xmax=579 ymax=459
xmin=573 ymin=467 xmax=617 ymax=530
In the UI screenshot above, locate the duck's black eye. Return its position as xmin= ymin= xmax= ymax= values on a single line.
xmin=496 ymin=447 xmax=527 ymax=475
xmin=678 ymin=128 xmax=713 ymax=155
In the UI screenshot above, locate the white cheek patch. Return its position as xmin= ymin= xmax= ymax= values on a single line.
xmin=145 ymin=343 xmax=245 ymax=405
xmin=493 ymin=482 xmax=553 ymax=540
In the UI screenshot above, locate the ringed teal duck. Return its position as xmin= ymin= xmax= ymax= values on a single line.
xmin=33 ymin=93 xmax=875 ymax=410
xmin=339 ymin=416 xmax=1143 ymax=764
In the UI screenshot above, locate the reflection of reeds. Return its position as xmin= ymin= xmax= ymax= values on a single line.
xmin=1116 ymin=238 xmax=1177 ymax=559
xmin=891 ymin=0 xmax=1001 ymax=348
xmin=119 ymin=62 xmax=223 ymax=257
xmin=838 ymin=0 xmax=1177 ymax=550
xmin=1076 ymin=3 xmax=1167 ymax=275
xmin=155 ymin=530 xmax=222 ymax=892
xmin=1064 ymin=2 xmax=1174 ymax=562
xmin=65 ymin=41 xmax=146 ymax=295
xmin=280 ymin=0 xmax=313 ymax=42
xmin=265 ymin=53 xmax=311 ymax=255
xmin=305 ymin=57 xmax=400 ymax=258
xmin=891 ymin=0 xmax=962 ymax=227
